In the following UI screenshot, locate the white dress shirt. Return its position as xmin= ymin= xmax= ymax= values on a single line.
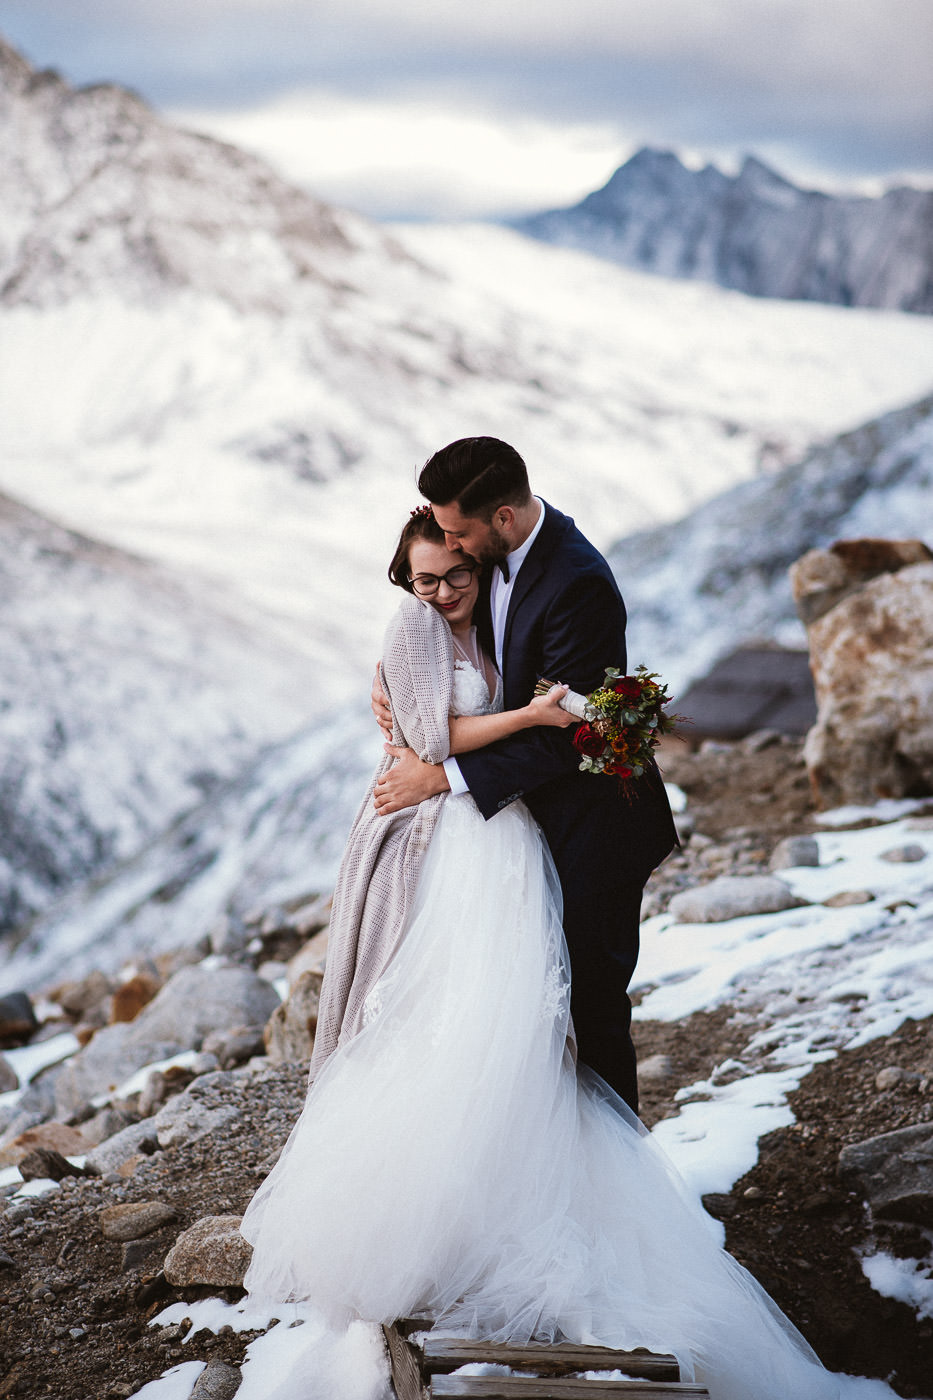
xmin=444 ymin=500 xmax=545 ymax=796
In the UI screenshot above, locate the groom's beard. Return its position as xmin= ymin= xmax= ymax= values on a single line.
xmin=471 ymin=524 xmax=511 ymax=568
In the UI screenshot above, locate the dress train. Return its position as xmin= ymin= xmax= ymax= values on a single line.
xmin=241 ymin=794 xmax=846 ymax=1400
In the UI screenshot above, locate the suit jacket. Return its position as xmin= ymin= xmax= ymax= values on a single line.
xmin=458 ymin=501 xmax=677 ymax=885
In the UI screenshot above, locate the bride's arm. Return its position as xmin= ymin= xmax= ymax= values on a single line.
xmin=447 ymin=685 xmax=573 ymax=755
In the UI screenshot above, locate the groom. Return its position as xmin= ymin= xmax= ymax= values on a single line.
xmin=373 ymin=437 xmax=677 ymax=1111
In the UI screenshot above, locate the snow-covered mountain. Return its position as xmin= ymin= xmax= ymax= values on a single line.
xmin=0 ymin=487 xmax=323 ymax=935
xmin=3 ymin=34 xmax=932 ymax=694
xmin=611 ymin=392 xmax=933 ymax=692
xmin=517 ymin=148 xmax=933 ymax=314
xmin=5 ymin=392 xmax=933 ymax=996
xmin=3 ymin=34 xmax=933 ymax=979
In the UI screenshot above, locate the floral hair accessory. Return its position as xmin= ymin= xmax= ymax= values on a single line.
xmin=409 ymin=504 xmax=434 ymax=519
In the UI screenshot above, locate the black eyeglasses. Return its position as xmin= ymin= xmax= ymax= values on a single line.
xmin=408 ymin=564 xmax=477 ymax=597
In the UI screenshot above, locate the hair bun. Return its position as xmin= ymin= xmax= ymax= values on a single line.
xmin=409 ymin=504 xmax=434 ymax=519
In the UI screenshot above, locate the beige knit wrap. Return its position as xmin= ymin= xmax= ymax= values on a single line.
xmin=308 ymin=592 xmax=455 ymax=1080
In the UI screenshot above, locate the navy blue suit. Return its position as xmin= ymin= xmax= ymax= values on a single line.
xmin=458 ymin=502 xmax=677 ymax=1110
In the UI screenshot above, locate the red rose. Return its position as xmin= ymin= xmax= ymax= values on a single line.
xmin=572 ymin=723 xmax=605 ymax=759
xmin=612 ymin=678 xmax=642 ymax=699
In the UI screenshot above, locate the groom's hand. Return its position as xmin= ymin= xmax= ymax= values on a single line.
xmin=374 ymin=745 xmax=449 ymax=815
xmin=371 ymin=666 xmax=393 ymax=741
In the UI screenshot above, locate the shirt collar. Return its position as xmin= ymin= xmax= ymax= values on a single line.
xmin=500 ymin=498 xmax=545 ymax=582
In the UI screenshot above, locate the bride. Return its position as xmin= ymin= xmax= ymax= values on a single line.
xmin=239 ymin=508 xmax=855 ymax=1400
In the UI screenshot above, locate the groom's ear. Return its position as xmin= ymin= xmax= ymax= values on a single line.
xmin=496 ymin=505 xmax=515 ymax=531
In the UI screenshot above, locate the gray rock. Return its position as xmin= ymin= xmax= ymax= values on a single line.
xmin=153 ymin=1073 xmax=239 ymax=1150
xmin=637 ymin=1054 xmax=676 ymax=1083
xmin=100 ymin=1200 xmax=179 ymax=1241
xmin=838 ymin=1123 xmax=933 ymax=1225
xmin=875 ymin=1066 xmax=908 ymax=1091
xmin=0 ymin=1055 xmax=17 ymax=1094
xmin=121 ymin=1237 xmax=166 ymax=1272
xmin=79 ymin=1105 xmax=138 ymax=1148
xmin=822 ymin=889 xmax=875 ymax=907
xmin=769 ymin=835 xmax=820 ymax=871
xmin=201 ymin=1025 xmax=267 ymax=1070
xmin=208 ymin=914 xmax=251 ymax=958
xmin=128 ymin=966 xmax=281 ymax=1051
xmin=53 ymin=970 xmax=114 ymax=1018
xmin=17 ymin=1148 xmax=85 ymax=1182
xmin=2 ymin=1068 xmax=61 ymax=1138
xmin=190 ymin=1360 xmax=242 ymax=1400
xmin=879 ymin=844 xmax=927 ymax=864
xmin=0 ymin=991 xmax=38 ymax=1046
xmin=743 ymin=729 xmax=782 ymax=753
xmin=53 ymin=966 xmax=279 ymax=1118
xmin=263 ymin=971 xmax=322 ymax=1064
xmin=85 ymin=1116 xmax=160 ymax=1175
xmin=53 ymin=1023 xmax=182 ymax=1120
xmin=669 ymin=875 xmax=801 ymax=924
xmin=163 ymin=1214 xmax=252 ymax=1287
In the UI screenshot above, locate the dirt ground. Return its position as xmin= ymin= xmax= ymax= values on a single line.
xmin=2 ymin=737 xmax=932 ymax=1398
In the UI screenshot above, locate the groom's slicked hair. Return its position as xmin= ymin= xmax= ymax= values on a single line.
xmin=418 ymin=437 xmax=532 ymax=521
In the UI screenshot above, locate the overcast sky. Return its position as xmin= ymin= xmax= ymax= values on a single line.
xmin=3 ymin=0 xmax=932 ymax=218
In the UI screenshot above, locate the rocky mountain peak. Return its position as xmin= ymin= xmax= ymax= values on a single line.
xmin=517 ymin=147 xmax=933 ymax=313
xmin=0 ymin=34 xmax=416 ymax=312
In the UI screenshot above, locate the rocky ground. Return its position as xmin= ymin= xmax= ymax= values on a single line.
xmin=1 ymin=735 xmax=932 ymax=1399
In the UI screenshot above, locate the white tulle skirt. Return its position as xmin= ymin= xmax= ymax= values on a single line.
xmin=240 ymin=795 xmax=843 ymax=1400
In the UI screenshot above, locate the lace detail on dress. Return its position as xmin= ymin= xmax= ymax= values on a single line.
xmin=452 ymin=658 xmax=502 ymax=718
xmin=362 ymin=986 xmax=383 ymax=1026
xmin=540 ymin=961 xmax=571 ymax=1025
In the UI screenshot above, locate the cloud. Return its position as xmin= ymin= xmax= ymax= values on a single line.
xmin=173 ymin=90 xmax=628 ymax=218
xmin=3 ymin=0 xmax=931 ymax=209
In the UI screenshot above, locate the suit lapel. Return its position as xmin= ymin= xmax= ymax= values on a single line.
xmin=501 ymin=502 xmax=564 ymax=669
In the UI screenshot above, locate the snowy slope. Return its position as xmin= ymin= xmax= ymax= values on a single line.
xmin=0 ymin=704 xmax=383 ymax=994
xmin=517 ymin=148 xmax=933 ymax=314
xmin=3 ymin=232 xmax=932 ymax=696
xmin=2 ymin=34 xmax=933 ymax=701
xmin=0 ymin=488 xmax=324 ymax=934
xmin=609 ymin=392 xmax=933 ymax=691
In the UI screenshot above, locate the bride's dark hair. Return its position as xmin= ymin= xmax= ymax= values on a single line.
xmin=388 ymin=507 xmax=450 ymax=592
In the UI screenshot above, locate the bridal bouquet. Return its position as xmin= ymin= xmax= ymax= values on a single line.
xmin=535 ymin=665 xmax=680 ymax=784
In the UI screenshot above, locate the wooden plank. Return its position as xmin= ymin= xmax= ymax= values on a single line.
xmin=422 ymin=1340 xmax=679 ymax=1382
xmin=430 ymin=1379 xmax=709 ymax=1399
xmin=383 ymin=1323 xmax=427 ymax=1400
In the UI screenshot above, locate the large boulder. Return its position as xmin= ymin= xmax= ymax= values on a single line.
xmin=791 ymin=540 xmax=933 ymax=808
xmin=52 ymin=965 xmax=280 ymax=1117
xmin=124 ymin=965 xmax=281 ymax=1050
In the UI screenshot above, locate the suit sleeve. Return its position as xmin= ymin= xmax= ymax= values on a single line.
xmin=457 ymin=570 xmax=627 ymax=819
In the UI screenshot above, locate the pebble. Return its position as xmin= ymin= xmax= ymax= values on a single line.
xmin=637 ymin=1054 xmax=676 ymax=1083
xmin=822 ymin=890 xmax=875 ymax=907
xmin=99 ymin=1200 xmax=179 ymax=1241
xmin=769 ymin=835 xmax=820 ymax=871
xmin=879 ymin=844 xmax=927 ymax=863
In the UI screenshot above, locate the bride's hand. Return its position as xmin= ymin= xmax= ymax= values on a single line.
xmin=527 ymin=684 xmax=575 ymax=728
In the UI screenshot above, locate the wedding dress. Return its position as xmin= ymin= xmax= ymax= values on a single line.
xmin=240 ymin=628 xmax=855 ymax=1400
